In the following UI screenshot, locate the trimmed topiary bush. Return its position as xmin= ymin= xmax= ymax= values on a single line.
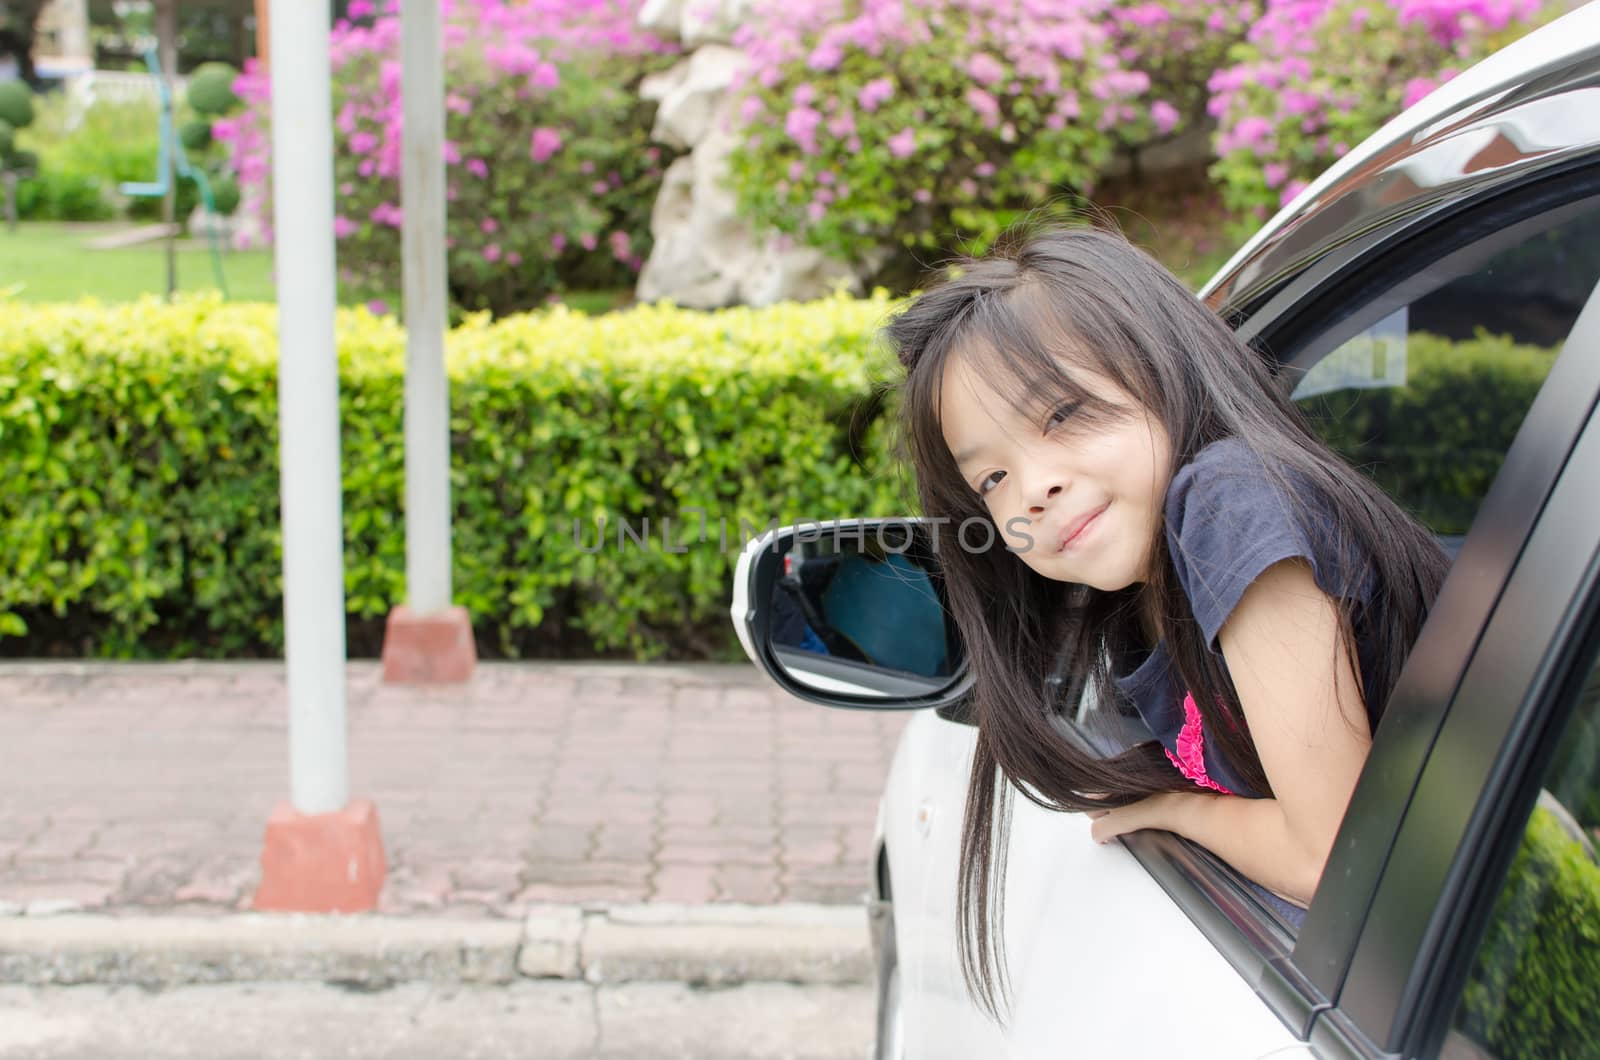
xmin=208 ymin=173 xmax=240 ymax=215
xmin=179 ymin=119 xmax=213 ymax=152
xmin=0 ymin=81 xmax=33 ymax=131
xmin=185 ymin=62 xmax=242 ymax=117
xmin=0 ymin=293 xmax=909 ymax=659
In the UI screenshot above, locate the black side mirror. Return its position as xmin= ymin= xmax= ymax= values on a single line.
xmin=731 ymin=518 xmax=972 ymax=711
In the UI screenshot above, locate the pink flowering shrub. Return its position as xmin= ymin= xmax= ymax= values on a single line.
xmin=214 ymin=0 xmax=679 ymax=315
xmin=722 ymin=0 xmax=1227 ymax=274
xmin=1208 ymin=0 xmax=1560 ymax=223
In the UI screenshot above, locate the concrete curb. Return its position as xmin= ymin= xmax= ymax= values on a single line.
xmin=0 ymin=904 xmax=873 ymax=988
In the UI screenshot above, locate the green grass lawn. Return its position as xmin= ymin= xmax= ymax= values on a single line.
xmin=0 ymin=222 xmax=286 ymax=303
xmin=0 ymin=222 xmax=632 ymax=313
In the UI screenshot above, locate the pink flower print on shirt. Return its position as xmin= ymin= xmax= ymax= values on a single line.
xmin=1164 ymin=692 xmax=1234 ymax=795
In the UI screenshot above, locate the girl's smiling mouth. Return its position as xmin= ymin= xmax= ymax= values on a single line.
xmin=1056 ymin=502 xmax=1110 ymax=552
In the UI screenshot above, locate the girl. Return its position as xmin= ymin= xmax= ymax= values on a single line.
xmin=882 ymin=224 xmax=1449 ymax=1017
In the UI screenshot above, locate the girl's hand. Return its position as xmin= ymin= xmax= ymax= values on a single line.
xmin=1086 ymin=793 xmax=1199 ymax=844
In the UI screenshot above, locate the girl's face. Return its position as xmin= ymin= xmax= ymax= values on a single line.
xmin=939 ymin=348 xmax=1173 ymax=591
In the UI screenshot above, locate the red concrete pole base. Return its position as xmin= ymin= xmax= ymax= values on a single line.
xmin=252 ymin=798 xmax=386 ymax=913
xmin=380 ymin=604 xmax=477 ymax=684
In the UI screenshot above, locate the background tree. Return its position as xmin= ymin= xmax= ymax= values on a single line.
xmin=0 ymin=0 xmax=48 ymax=86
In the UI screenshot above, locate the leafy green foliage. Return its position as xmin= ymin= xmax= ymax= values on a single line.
xmin=0 ymin=293 xmax=913 ymax=659
xmin=179 ymin=119 xmax=213 ymax=152
xmin=1457 ymin=806 xmax=1600 ymax=1058
xmin=0 ymin=80 xmax=33 ymax=132
xmin=1297 ymin=330 xmax=1555 ymax=536
xmin=184 ymin=62 xmax=241 ymax=118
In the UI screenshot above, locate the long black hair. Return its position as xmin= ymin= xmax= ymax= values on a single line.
xmin=881 ymin=223 xmax=1449 ymax=1020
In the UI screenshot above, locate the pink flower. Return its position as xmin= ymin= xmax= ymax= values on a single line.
xmin=974 ymin=161 xmax=995 ymax=178
xmin=366 ymin=298 xmax=389 ymax=315
xmin=551 ymin=233 xmax=568 ymax=252
xmin=480 ymin=218 xmax=498 ymax=234
xmin=787 ymin=160 xmax=806 ymax=181
xmin=857 ymin=77 xmax=894 ymax=112
xmin=483 ymin=243 xmax=502 ymax=263
xmin=785 ymin=106 xmax=822 ymax=147
xmin=529 ymin=127 xmax=563 ymax=163
xmin=912 ymin=188 xmax=932 ymax=204
xmin=1402 ymin=77 xmax=1437 ymax=108
xmin=808 ymin=42 xmax=843 ymax=71
xmin=348 ymin=0 xmax=373 ymax=17
xmin=507 ymin=252 xmax=522 ymax=266
xmin=739 ymin=96 xmax=765 ymax=124
xmin=1264 ymin=162 xmax=1289 ymax=188
xmin=1280 ymin=180 xmax=1310 ymax=207
xmin=466 ymin=158 xmax=489 ymax=178
xmin=609 ymin=230 xmax=632 ymax=259
xmin=966 ymin=53 xmax=1004 ymax=87
xmin=792 ymin=83 xmax=816 ymax=107
xmin=887 ymin=128 xmax=916 ymax=158
xmin=966 ymin=87 xmax=1001 ymax=128
xmin=1150 ymin=100 xmax=1180 ymax=135
xmin=806 ymin=202 xmax=827 ymax=222
xmin=580 ymin=233 xmax=597 ymax=251
xmin=350 ymin=130 xmax=379 ymax=155
xmin=333 ymin=215 xmax=358 ymax=238
xmin=532 ymin=62 xmax=560 ymax=90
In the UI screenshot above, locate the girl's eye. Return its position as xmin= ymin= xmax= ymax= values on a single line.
xmin=977 ymin=470 xmax=1005 ymax=495
xmin=1046 ymin=401 xmax=1081 ymax=431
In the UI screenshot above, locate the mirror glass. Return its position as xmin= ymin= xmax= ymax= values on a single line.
xmin=764 ymin=522 xmax=962 ymax=698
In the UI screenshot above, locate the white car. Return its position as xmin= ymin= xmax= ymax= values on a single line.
xmin=734 ymin=8 xmax=1600 ymax=1058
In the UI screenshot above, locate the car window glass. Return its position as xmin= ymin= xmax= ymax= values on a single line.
xmin=1291 ymin=201 xmax=1600 ymax=556
xmin=1441 ymin=635 xmax=1600 ymax=1059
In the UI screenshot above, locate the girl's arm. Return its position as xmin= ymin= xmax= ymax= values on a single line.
xmin=1089 ymin=558 xmax=1372 ymax=906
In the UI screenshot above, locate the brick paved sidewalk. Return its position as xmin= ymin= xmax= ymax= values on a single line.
xmin=0 ymin=662 xmax=908 ymax=917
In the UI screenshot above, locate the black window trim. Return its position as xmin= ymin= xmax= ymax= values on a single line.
xmin=1099 ymin=165 xmax=1600 ymax=1050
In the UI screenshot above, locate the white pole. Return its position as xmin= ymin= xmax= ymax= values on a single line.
xmin=401 ymin=0 xmax=452 ymax=616
xmin=270 ymin=0 xmax=348 ymax=815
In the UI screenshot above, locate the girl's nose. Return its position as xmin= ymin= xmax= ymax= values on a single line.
xmin=1027 ymin=483 xmax=1064 ymax=515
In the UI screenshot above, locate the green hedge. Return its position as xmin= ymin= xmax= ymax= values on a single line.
xmin=0 ymin=301 xmax=1569 ymax=660
xmin=1457 ymin=804 xmax=1600 ymax=1058
xmin=0 ymin=294 xmax=910 ymax=659
xmin=1298 ymin=330 xmax=1557 ymax=536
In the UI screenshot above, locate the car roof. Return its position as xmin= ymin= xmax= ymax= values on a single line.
xmin=1201 ymin=1 xmax=1600 ymax=316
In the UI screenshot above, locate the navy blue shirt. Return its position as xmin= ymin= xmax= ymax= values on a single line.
xmin=1111 ymin=438 xmax=1380 ymax=800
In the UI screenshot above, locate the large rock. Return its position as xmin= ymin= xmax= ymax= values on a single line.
xmin=638 ymin=0 xmax=753 ymax=47
xmin=634 ymin=39 xmax=877 ymax=308
xmin=640 ymin=45 xmax=744 ymax=151
xmin=637 ymin=117 xmax=866 ymax=309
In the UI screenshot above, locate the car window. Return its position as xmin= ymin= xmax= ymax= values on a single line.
xmin=1291 ymin=200 xmax=1600 ymax=553
xmin=1440 ymin=634 xmax=1600 ymax=1060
